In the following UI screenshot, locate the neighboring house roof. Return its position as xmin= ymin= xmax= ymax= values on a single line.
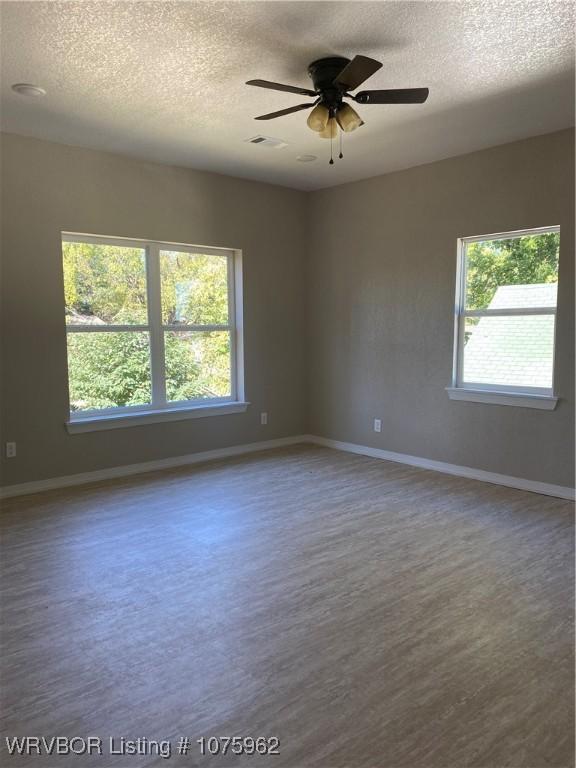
xmin=486 ymin=283 xmax=557 ymax=309
xmin=463 ymin=283 xmax=556 ymax=388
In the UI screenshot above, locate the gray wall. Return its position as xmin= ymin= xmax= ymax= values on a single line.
xmin=1 ymin=129 xmax=574 ymax=489
xmin=0 ymin=133 xmax=307 ymax=486
xmin=307 ymin=129 xmax=575 ymax=488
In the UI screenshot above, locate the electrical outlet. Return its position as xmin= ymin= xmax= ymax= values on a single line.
xmin=373 ymin=419 xmax=382 ymax=433
xmin=5 ymin=442 xmax=16 ymax=458
xmin=260 ymin=412 xmax=268 ymax=426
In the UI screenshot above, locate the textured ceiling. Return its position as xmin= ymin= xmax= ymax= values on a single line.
xmin=0 ymin=1 xmax=574 ymax=190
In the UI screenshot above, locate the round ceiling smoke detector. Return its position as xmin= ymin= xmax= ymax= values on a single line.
xmin=11 ymin=83 xmax=47 ymax=97
xmin=296 ymin=155 xmax=317 ymax=163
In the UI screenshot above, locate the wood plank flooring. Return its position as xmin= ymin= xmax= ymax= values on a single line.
xmin=0 ymin=445 xmax=573 ymax=767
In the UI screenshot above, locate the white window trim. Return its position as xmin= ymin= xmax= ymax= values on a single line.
xmin=448 ymin=225 xmax=560 ymax=410
xmin=446 ymin=387 xmax=557 ymax=410
xmin=62 ymin=232 xmax=246 ymax=431
xmin=65 ymin=401 xmax=249 ymax=433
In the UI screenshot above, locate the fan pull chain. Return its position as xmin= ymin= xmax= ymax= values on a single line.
xmin=339 ymin=130 xmax=343 ymax=159
xmin=329 ymin=131 xmax=334 ymax=165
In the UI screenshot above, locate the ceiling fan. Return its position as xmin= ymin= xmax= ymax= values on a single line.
xmin=247 ymin=55 xmax=429 ymax=163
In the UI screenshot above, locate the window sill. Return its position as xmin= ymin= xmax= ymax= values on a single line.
xmin=66 ymin=401 xmax=250 ymax=433
xmin=446 ymin=387 xmax=557 ymax=410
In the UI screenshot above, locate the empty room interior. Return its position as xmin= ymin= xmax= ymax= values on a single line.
xmin=0 ymin=1 xmax=574 ymax=766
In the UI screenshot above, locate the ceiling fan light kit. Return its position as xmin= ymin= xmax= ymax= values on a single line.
xmin=307 ymin=103 xmax=330 ymax=132
xmin=247 ymin=54 xmax=429 ymax=165
xmin=336 ymin=103 xmax=363 ymax=133
xmin=319 ymin=117 xmax=338 ymax=140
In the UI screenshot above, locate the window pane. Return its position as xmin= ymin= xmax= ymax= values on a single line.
xmin=67 ymin=332 xmax=151 ymax=412
xmin=465 ymin=232 xmax=559 ymax=310
xmin=462 ymin=314 xmax=555 ymax=389
xmin=160 ymin=250 xmax=229 ymax=325
xmin=63 ymin=241 xmax=148 ymax=324
xmin=164 ymin=331 xmax=231 ymax=402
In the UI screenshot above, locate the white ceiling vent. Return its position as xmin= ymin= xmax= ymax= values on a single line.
xmin=245 ymin=135 xmax=288 ymax=150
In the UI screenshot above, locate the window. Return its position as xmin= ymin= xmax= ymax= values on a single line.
xmin=62 ymin=234 xmax=245 ymax=431
xmin=448 ymin=226 xmax=560 ymax=410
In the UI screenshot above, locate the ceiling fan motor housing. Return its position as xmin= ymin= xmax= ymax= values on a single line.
xmin=308 ymin=57 xmax=350 ymax=109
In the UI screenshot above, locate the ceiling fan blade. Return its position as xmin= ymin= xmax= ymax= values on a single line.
xmin=333 ymin=55 xmax=382 ymax=91
xmin=254 ymin=103 xmax=316 ymax=120
xmin=354 ymin=88 xmax=429 ymax=104
xmin=246 ymin=79 xmax=317 ymax=97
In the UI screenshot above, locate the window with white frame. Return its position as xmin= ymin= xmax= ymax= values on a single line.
xmin=450 ymin=226 xmax=560 ymax=405
xmin=62 ymin=234 xmax=244 ymax=423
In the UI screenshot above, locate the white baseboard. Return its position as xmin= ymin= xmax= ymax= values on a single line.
xmin=307 ymin=435 xmax=575 ymax=501
xmin=2 ymin=433 xmax=573 ymax=502
xmin=0 ymin=435 xmax=309 ymax=500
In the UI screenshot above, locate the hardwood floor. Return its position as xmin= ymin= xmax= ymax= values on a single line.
xmin=1 ymin=445 xmax=573 ymax=767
